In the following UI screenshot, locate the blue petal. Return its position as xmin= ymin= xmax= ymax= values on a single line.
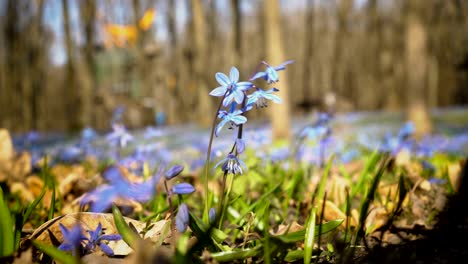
xmin=229 ymin=67 xmax=239 ymax=83
xmin=165 ymin=164 xmax=184 ymax=179
xmin=233 ymin=90 xmax=245 ymax=104
xmin=250 ymin=71 xmax=266 ymax=81
xmin=209 ymin=208 xmax=216 ymax=224
xmin=98 ymin=234 xmax=122 ymax=241
xmin=209 ymin=86 xmax=227 ymax=97
xmin=58 ymin=244 xmax=73 ymax=251
xmin=215 ymin=118 xmax=229 ymax=136
xmin=264 ymin=93 xmax=282 ymax=103
xmin=223 ymin=93 xmax=235 ymax=107
xmin=230 ymin=115 xmax=247 ymax=125
xmin=275 ymin=60 xmax=294 ymax=70
xmin=215 ymin=72 xmax=230 ymax=86
xmin=176 ymin=203 xmax=189 ymax=232
xmin=172 ymin=183 xmax=195 ymax=194
xmin=236 ymin=82 xmax=253 ymax=91
xmin=99 ymin=242 xmax=115 ymax=256
xmin=236 ymin=138 xmax=245 ymax=154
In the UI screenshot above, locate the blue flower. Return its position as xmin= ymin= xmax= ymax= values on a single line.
xmin=214 ymin=153 xmax=246 ymax=175
xmin=165 ymin=164 xmax=184 ymax=180
xmin=172 ymin=183 xmax=195 ymax=195
xmin=175 ymin=203 xmax=189 ymax=232
xmin=397 ymin=122 xmax=415 ymax=140
xmin=215 ymin=109 xmax=247 ymax=136
xmin=106 ymin=124 xmax=134 ymax=148
xmin=209 ymin=67 xmax=253 ymax=107
xmin=246 ymin=88 xmax=282 ymax=109
xmin=85 ymin=223 xmax=122 ymax=256
xmin=58 ymin=223 xmax=88 ymax=256
xmin=80 ymin=166 xmax=160 ymax=212
xmin=250 ymin=60 xmax=294 ymax=83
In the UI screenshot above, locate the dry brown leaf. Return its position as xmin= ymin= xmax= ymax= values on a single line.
xmin=0 ymin=129 xmax=14 ymax=161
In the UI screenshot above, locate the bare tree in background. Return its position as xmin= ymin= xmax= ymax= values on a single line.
xmin=79 ymin=0 xmax=96 ymax=128
xmin=264 ymin=0 xmax=292 ymax=140
xmin=190 ymin=0 xmax=212 ymax=126
xmin=298 ymin=0 xmax=315 ymax=113
xmin=230 ymin=0 xmax=242 ymax=67
xmin=405 ymin=0 xmax=432 ymax=137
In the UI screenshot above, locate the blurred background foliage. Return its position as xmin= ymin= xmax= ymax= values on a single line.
xmin=0 ymin=0 xmax=467 ymax=134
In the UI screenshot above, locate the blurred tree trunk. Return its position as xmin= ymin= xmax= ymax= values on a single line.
xmin=331 ymin=0 xmax=351 ymax=98
xmin=190 ymin=0 xmax=212 ymax=126
xmin=79 ymin=0 xmax=96 ymax=128
xmin=300 ymin=0 xmax=315 ymax=112
xmin=30 ymin=0 xmax=47 ymax=130
xmin=62 ymin=0 xmax=87 ymax=130
xmin=208 ymin=1 xmax=219 ymax=71
xmin=264 ymin=0 xmax=291 ymax=140
xmin=166 ymin=0 xmax=180 ymax=123
xmin=230 ymin=0 xmax=241 ymax=67
xmin=2 ymin=0 xmax=20 ymax=130
xmin=405 ymin=0 xmax=432 ymax=137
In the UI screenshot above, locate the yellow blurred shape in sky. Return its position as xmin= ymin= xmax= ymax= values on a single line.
xmin=103 ymin=8 xmax=156 ymax=48
xmin=139 ymin=8 xmax=156 ymax=31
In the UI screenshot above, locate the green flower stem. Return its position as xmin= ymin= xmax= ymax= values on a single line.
xmin=218 ymin=173 xmax=234 ymax=229
xmin=203 ymin=92 xmax=228 ymax=224
xmin=163 ymin=180 xmax=175 ymax=245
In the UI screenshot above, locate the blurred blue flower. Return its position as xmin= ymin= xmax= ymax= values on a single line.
xmin=165 ymin=164 xmax=184 ymax=180
xmin=397 ymin=122 xmax=415 ymax=140
xmin=81 ymin=127 xmax=97 ymax=142
xmin=172 ymin=183 xmax=195 ymax=195
xmin=106 ymin=124 xmax=134 ymax=148
xmin=209 ymin=207 xmax=216 ymax=224
xmin=85 ymin=223 xmax=122 ymax=256
xmin=57 ymin=145 xmax=83 ymax=163
xmin=214 ymin=153 xmax=246 ymax=175
xmin=215 ymin=109 xmax=247 ymax=136
xmin=175 ymin=203 xmax=189 ymax=232
xmin=155 ymin=111 xmax=166 ymax=126
xmin=58 ymin=223 xmax=88 ymax=256
xmin=80 ymin=166 xmax=160 ymax=212
xmin=246 ymin=88 xmax=282 ymax=109
xmin=111 ymin=106 xmax=125 ymax=125
xmin=209 ymin=67 xmax=253 ymax=107
xmin=236 ymin=138 xmax=245 ymax=154
xmin=250 ymin=60 xmax=294 ymax=83
xmin=144 ymin=126 xmax=164 ymax=139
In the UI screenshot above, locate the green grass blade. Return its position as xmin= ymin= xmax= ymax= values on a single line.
xmin=23 ymin=185 xmax=46 ymax=226
xmin=285 ymin=249 xmax=306 ymax=262
xmin=112 ymin=205 xmax=140 ymax=249
xmin=0 ymin=188 xmax=14 ymax=257
xmin=304 ymin=206 xmax=317 ymax=264
xmin=48 ymin=182 xmax=56 ymax=221
xmin=32 ymin=240 xmax=78 ymax=264
xmin=209 ymin=245 xmax=263 ymax=262
xmin=263 ymin=201 xmax=271 ymax=264
xmin=314 ymin=155 xmax=334 ymax=204
xmin=354 ymin=156 xmax=388 ymax=246
xmin=275 ymin=219 xmax=344 ymax=243
xmin=351 ymin=151 xmax=381 ymax=198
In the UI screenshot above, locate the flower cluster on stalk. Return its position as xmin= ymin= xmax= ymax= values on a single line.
xmin=209 ymin=61 xmax=293 ymax=176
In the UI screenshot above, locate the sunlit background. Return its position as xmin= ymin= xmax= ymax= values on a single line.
xmin=0 ymin=0 xmax=467 ymax=133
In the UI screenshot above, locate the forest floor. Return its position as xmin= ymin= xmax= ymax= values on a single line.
xmin=1 ymin=107 xmax=468 ymax=263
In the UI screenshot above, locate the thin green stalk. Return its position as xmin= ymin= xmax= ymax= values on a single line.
xmin=218 ymin=173 xmax=234 ymax=229
xmin=203 ymin=93 xmax=228 ymax=224
xmin=163 ymin=180 xmax=176 ymax=245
